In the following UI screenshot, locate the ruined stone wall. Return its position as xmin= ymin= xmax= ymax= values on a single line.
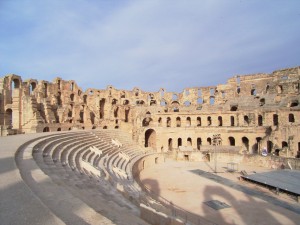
xmin=1 ymin=66 xmax=300 ymax=157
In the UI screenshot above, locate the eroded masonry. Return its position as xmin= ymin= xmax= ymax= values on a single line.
xmin=1 ymin=67 xmax=300 ymax=158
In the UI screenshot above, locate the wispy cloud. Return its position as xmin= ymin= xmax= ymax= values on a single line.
xmin=0 ymin=0 xmax=299 ymax=92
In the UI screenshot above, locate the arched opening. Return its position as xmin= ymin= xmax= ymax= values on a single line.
xmin=197 ymin=138 xmax=202 ymax=150
xmin=70 ymin=93 xmax=75 ymax=101
xmin=184 ymin=101 xmax=191 ymax=107
xmin=244 ymin=115 xmax=249 ymax=125
xmin=168 ymin=138 xmax=173 ymax=151
xmin=145 ymin=129 xmax=156 ymax=150
xmin=5 ymin=109 xmax=12 ymax=126
xmin=242 ymin=137 xmax=249 ymax=152
xmin=260 ymin=98 xmax=265 ymax=106
xmin=177 ymin=138 xmax=182 ymax=148
xmin=258 ymin=115 xmax=263 ymax=126
xmin=68 ymin=127 xmax=72 ymax=130
xmin=267 ymin=141 xmax=273 ymax=153
xmin=166 ymin=117 xmax=171 ymax=127
xmin=30 ymin=82 xmax=36 ymax=95
xmin=79 ymin=111 xmax=84 ymax=123
xmin=209 ymin=97 xmax=215 ymax=105
xmin=282 ymin=141 xmax=288 ymax=149
xmin=57 ymin=128 xmax=61 ymax=131
xmin=289 ymin=113 xmax=295 ymax=123
xmin=187 ymin=137 xmax=192 ymax=146
xmin=99 ymin=99 xmax=105 ymax=119
xmin=83 ymin=95 xmax=87 ymax=104
xmin=92 ymin=126 xmax=96 ymax=129
xmin=230 ymin=116 xmax=235 ymax=126
xmin=207 ymin=116 xmax=212 ymax=126
xmin=237 ymin=87 xmax=241 ymax=94
xmin=103 ymin=126 xmax=107 ymax=129
xmin=251 ymin=89 xmax=257 ymax=96
xmin=90 ymin=112 xmax=95 ymax=124
xmin=57 ymin=92 xmax=62 ymax=106
xmin=158 ymin=117 xmax=162 ymax=126
xmin=228 ymin=137 xmax=235 ymax=146
xmin=218 ymin=116 xmax=222 ymax=126
xmin=254 ymin=137 xmax=262 ymax=154
xmin=43 ymin=127 xmax=50 ymax=132
xmin=44 ymin=83 xmax=48 ymax=97
xmin=12 ymin=79 xmax=20 ymax=89
xmin=115 ymin=126 xmax=119 ymax=129
xmin=113 ymin=106 xmax=119 ymax=118
xmin=197 ymin=98 xmax=203 ymax=104
xmin=273 ymin=114 xmax=279 ymax=126
xmin=142 ymin=118 xmax=152 ymax=127
xmin=197 ymin=117 xmax=201 ymax=127
xmin=186 ymin=117 xmax=191 ymax=126
xmin=176 ymin=117 xmax=181 ymax=127
xmin=207 ymin=137 xmax=212 ymax=145
xmin=125 ymin=107 xmax=130 ymax=122
xmin=230 ymin=105 xmax=238 ymax=111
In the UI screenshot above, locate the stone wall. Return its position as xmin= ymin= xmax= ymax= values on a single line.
xmin=1 ymin=66 xmax=300 ymax=157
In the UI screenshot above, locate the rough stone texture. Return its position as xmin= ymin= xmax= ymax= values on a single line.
xmin=1 ymin=66 xmax=300 ymax=157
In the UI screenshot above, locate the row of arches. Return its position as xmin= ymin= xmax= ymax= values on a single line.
xmin=166 ymin=136 xmax=249 ymax=151
xmin=142 ymin=113 xmax=298 ymax=128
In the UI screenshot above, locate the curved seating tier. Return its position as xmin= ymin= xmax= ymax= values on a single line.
xmin=18 ymin=129 xmax=158 ymax=224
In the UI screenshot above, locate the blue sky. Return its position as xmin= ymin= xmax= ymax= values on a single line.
xmin=0 ymin=0 xmax=299 ymax=92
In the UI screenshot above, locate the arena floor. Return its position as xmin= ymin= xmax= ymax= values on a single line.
xmin=140 ymin=159 xmax=300 ymax=225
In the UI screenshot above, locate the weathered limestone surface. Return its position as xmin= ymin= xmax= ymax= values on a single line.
xmin=1 ymin=66 xmax=300 ymax=157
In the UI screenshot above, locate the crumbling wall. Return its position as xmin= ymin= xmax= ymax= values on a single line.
xmin=0 ymin=66 xmax=300 ymax=157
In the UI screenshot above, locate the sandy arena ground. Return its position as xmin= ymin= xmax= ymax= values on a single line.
xmin=140 ymin=159 xmax=300 ymax=225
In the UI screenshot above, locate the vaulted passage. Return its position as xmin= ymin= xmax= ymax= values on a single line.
xmin=145 ymin=129 xmax=156 ymax=150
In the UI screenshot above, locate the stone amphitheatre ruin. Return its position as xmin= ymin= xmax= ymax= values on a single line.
xmin=1 ymin=66 xmax=300 ymax=225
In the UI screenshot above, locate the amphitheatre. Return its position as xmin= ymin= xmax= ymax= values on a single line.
xmin=1 ymin=66 xmax=300 ymax=225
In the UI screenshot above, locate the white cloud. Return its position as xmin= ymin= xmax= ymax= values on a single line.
xmin=0 ymin=0 xmax=300 ymax=92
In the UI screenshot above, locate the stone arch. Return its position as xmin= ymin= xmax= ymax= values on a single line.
xmin=125 ymin=107 xmax=130 ymax=122
xmin=289 ymin=113 xmax=295 ymax=123
xmin=90 ymin=112 xmax=95 ymax=124
xmin=158 ymin=117 xmax=162 ymax=126
xmin=244 ymin=115 xmax=249 ymax=125
xmin=207 ymin=116 xmax=212 ymax=126
xmin=187 ymin=137 xmax=192 ymax=146
xmin=12 ymin=78 xmax=20 ymax=89
xmin=177 ymin=138 xmax=182 ymax=148
xmin=242 ymin=137 xmax=249 ymax=152
xmin=5 ymin=109 xmax=12 ymax=126
xmin=218 ymin=116 xmax=222 ymax=126
xmin=228 ymin=137 xmax=235 ymax=146
xmin=99 ymin=99 xmax=105 ymax=119
xmin=230 ymin=116 xmax=235 ymax=126
xmin=30 ymin=82 xmax=36 ymax=95
xmin=186 ymin=117 xmax=191 ymax=126
xmin=176 ymin=117 xmax=181 ymax=127
xmin=168 ymin=138 xmax=173 ymax=151
xmin=207 ymin=137 xmax=212 ymax=145
xmin=197 ymin=117 xmax=201 ymax=127
xmin=267 ymin=140 xmax=273 ymax=153
xmin=273 ymin=114 xmax=279 ymax=126
xmin=142 ymin=117 xmax=153 ymax=127
xmin=145 ymin=129 xmax=156 ymax=150
xmin=258 ymin=115 xmax=263 ymax=126
xmin=197 ymin=138 xmax=202 ymax=150
xmin=166 ymin=117 xmax=171 ymax=127
xmin=43 ymin=127 xmax=50 ymax=132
